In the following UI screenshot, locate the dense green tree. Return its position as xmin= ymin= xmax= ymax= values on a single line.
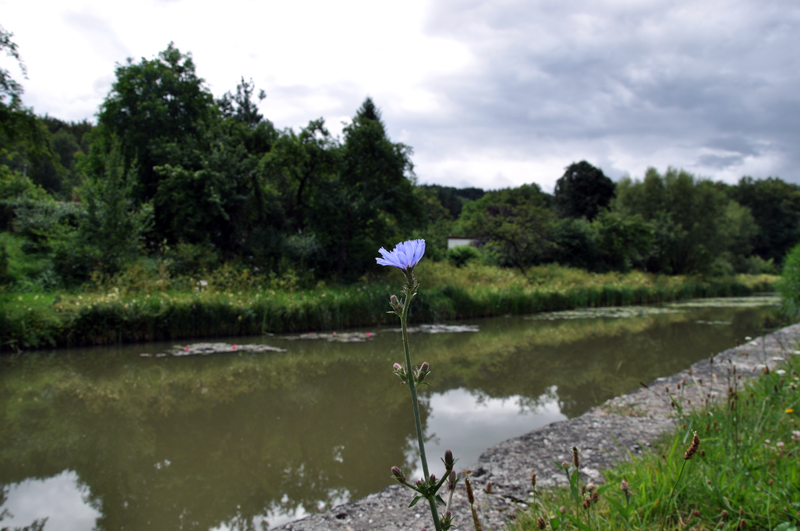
xmin=419 ymin=184 xmax=485 ymax=219
xmin=152 ymin=113 xmax=277 ymax=256
xmin=53 ymin=141 xmax=152 ymax=284
xmin=218 ymin=77 xmax=267 ymax=127
xmin=614 ymin=168 xmax=757 ymax=274
xmin=553 ymin=161 xmax=615 ymax=220
xmin=97 ymin=43 xmax=215 ymax=205
xmin=260 ymin=119 xmax=337 ymax=235
xmin=0 ymin=26 xmax=55 ymax=193
xmin=460 ymin=184 xmax=554 ymax=274
xmin=727 ymin=177 xmax=800 ymax=264
xmin=310 ymin=98 xmax=422 ymax=278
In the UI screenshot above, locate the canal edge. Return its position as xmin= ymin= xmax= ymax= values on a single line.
xmin=276 ymin=322 xmax=800 ymax=531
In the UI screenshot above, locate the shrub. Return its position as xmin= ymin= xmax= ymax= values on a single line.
xmin=777 ymin=242 xmax=800 ymax=320
xmin=447 ymin=245 xmax=480 ymax=268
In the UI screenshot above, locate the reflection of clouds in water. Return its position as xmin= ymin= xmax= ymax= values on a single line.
xmin=406 ymin=387 xmax=567 ymax=481
xmin=1 ymin=470 xmax=99 ymax=531
xmin=211 ymin=489 xmax=351 ymax=530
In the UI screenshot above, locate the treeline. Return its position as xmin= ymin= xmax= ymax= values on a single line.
xmin=446 ymin=164 xmax=800 ymax=277
xmin=1 ymin=37 xmax=799 ymax=293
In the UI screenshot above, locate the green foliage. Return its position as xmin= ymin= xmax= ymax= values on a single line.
xmin=593 ymin=211 xmax=654 ymax=272
xmin=419 ymin=184 xmax=486 ymax=219
xmin=554 ymin=160 xmax=616 ymax=220
xmin=447 ymin=245 xmax=480 ymax=267
xmin=97 ymin=42 xmax=215 ymax=207
xmin=52 ymin=142 xmax=152 ymax=285
xmin=517 ymin=353 xmax=800 ymax=531
xmin=778 ymin=242 xmax=800 ymax=321
xmin=614 ymin=168 xmax=758 ymax=275
xmin=461 ymin=185 xmax=555 ymax=274
xmin=0 ymin=238 xmax=9 ymax=285
xmin=549 ymin=217 xmax=600 ymax=271
xmin=729 ymin=176 xmax=800 ymax=264
xmin=0 ymin=261 xmax=776 ymax=350
xmin=310 ymin=98 xmax=423 ymax=279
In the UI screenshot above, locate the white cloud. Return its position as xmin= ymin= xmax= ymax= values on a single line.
xmin=1 ymin=0 xmax=798 ymax=188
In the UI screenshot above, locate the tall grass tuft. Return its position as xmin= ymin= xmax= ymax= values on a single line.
xmin=515 ymin=352 xmax=800 ymax=531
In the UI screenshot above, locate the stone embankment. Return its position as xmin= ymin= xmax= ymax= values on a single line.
xmin=277 ymin=323 xmax=800 ymax=531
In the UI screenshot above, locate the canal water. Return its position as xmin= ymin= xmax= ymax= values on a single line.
xmin=0 ymin=297 xmax=779 ymax=530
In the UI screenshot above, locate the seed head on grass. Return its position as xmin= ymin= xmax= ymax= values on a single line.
xmin=572 ymin=446 xmax=580 ymax=468
xmin=684 ymin=431 xmax=700 ymax=460
xmin=536 ymin=516 xmax=546 ymax=529
xmin=465 ymin=477 xmax=475 ymax=504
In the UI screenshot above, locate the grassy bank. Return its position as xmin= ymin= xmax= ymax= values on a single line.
xmin=0 ymin=262 xmax=778 ymax=351
xmin=513 ymin=350 xmax=799 ymax=531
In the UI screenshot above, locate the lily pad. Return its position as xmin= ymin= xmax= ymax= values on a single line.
xmin=282 ymin=331 xmax=376 ymax=342
xmin=388 ymin=324 xmax=480 ymax=334
xmin=141 ymin=342 xmax=287 ymax=357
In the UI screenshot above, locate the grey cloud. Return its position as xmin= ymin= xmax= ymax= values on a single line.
xmin=392 ymin=0 xmax=800 ymax=186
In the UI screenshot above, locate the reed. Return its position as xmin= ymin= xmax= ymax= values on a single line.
xmin=0 ymin=264 xmax=778 ymax=351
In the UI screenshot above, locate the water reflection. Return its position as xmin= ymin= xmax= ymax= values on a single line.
xmin=412 ymin=387 xmax=567 ymax=480
xmin=0 ymin=300 xmax=777 ymax=530
xmin=0 ymin=470 xmax=100 ymax=531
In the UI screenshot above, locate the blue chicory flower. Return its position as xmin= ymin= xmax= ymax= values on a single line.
xmin=376 ymin=239 xmax=426 ymax=270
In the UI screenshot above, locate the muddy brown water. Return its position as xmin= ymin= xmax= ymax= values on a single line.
xmin=0 ymin=297 xmax=779 ymax=530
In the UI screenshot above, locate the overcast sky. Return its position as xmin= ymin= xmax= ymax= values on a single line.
xmin=2 ymin=0 xmax=798 ymax=191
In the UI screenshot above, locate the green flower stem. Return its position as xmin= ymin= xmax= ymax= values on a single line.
xmin=401 ymin=280 xmax=442 ymax=531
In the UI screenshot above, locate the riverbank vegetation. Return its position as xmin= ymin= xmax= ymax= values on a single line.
xmin=0 ymin=261 xmax=777 ymax=351
xmin=1 ymin=33 xmax=797 ymax=349
xmin=514 ymin=348 xmax=800 ymax=531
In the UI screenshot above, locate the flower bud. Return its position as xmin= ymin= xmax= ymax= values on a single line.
xmin=391 ymin=466 xmax=405 ymax=483
xmin=447 ymin=471 xmax=457 ymax=490
xmin=444 ymin=450 xmax=454 ymax=470
xmin=537 ymin=516 xmax=546 ymax=530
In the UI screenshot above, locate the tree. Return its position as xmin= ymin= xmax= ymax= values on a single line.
xmin=0 ymin=24 xmax=25 ymax=112
xmin=97 ymin=43 xmax=214 ymax=205
xmin=218 ymin=77 xmax=267 ymax=127
xmin=728 ymin=177 xmax=800 ymax=264
xmin=53 ymin=139 xmax=152 ymax=284
xmin=613 ymin=167 xmax=757 ymax=274
xmin=554 ymin=161 xmax=615 ymax=221
xmin=151 ymin=112 xmax=277 ymax=256
xmin=0 ymin=25 xmax=50 ymax=181
xmin=310 ymin=98 xmax=422 ymax=278
xmin=460 ymin=184 xmax=555 ymax=274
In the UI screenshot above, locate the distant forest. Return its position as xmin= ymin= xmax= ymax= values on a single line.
xmin=3 ymin=39 xmax=800 ymax=290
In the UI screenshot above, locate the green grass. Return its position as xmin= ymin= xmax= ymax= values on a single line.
xmin=0 ymin=262 xmax=779 ymax=351
xmin=513 ymin=353 xmax=800 ymax=531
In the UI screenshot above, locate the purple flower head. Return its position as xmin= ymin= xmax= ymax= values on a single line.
xmin=376 ymin=239 xmax=426 ymax=271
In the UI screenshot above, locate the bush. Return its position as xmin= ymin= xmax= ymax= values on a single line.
xmin=777 ymin=242 xmax=800 ymax=320
xmin=447 ymin=245 xmax=480 ymax=268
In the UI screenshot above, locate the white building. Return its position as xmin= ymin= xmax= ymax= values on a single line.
xmin=447 ymin=237 xmax=478 ymax=250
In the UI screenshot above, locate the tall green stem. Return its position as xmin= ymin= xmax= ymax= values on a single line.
xmin=401 ymin=282 xmax=442 ymax=531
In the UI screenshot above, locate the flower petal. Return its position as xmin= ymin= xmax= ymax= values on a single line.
xmin=375 ymin=239 xmax=426 ymax=269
